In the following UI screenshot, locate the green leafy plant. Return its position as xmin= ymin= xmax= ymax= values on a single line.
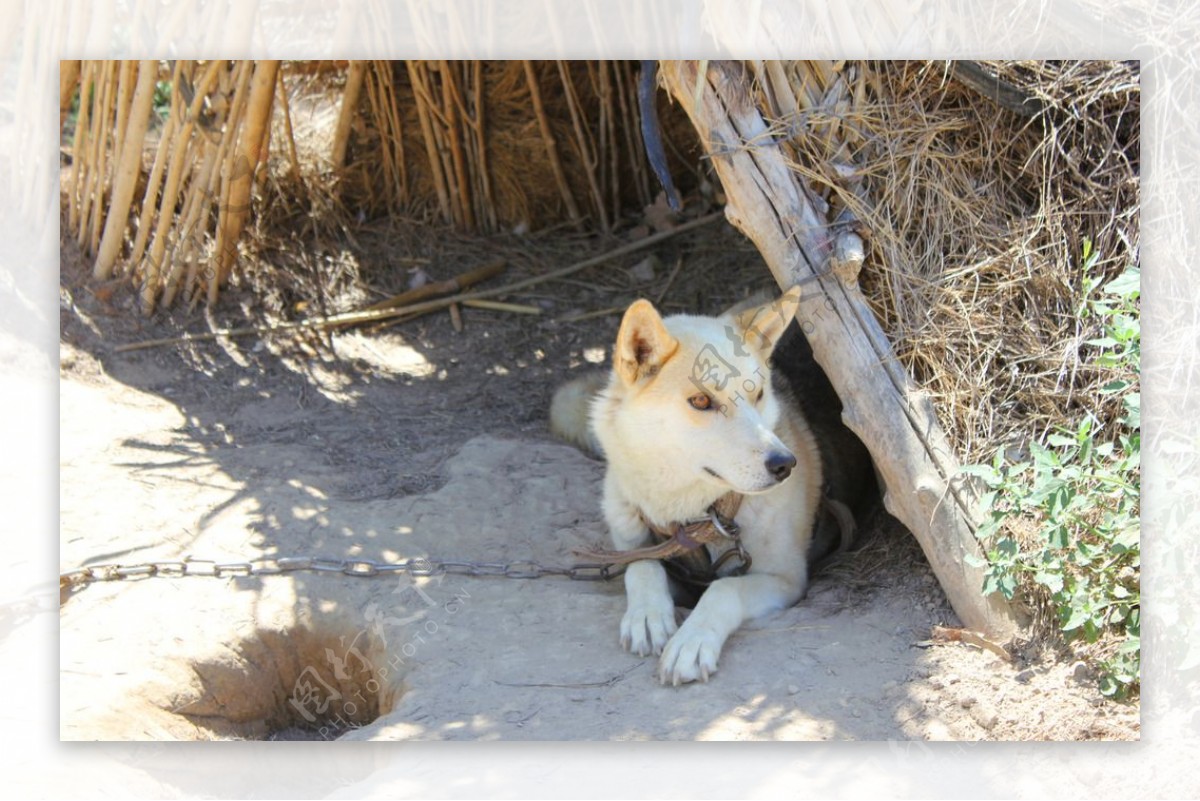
xmin=963 ymin=242 xmax=1140 ymax=699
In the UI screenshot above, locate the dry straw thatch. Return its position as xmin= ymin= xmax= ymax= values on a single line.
xmin=60 ymin=58 xmax=1139 ymax=473
xmin=748 ymin=60 xmax=1139 ymax=464
xmin=341 ymin=60 xmax=699 ymax=233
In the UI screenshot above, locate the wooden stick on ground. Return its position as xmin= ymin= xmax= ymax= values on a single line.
xmin=460 ymin=299 xmax=541 ymax=314
xmin=331 ymin=257 xmax=507 ymax=325
xmin=116 ymin=210 xmax=725 ymax=353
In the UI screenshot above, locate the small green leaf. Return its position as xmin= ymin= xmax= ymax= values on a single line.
xmin=1035 ymin=570 xmax=1064 ymax=593
xmin=1114 ymin=525 xmax=1140 ymax=550
xmin=1103 ymin=267 xmax=1140 ymax=298
xmin=1046 ymin=524 xmax=1068 ymax=550
xmin=1063 ymin=604 xmax=1090 ymax=631
xmin=959 ymin=463 xmax=1002 ymax=486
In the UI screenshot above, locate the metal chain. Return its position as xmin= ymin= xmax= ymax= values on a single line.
xmin=59 ymin=554 xmax=623 ymax=592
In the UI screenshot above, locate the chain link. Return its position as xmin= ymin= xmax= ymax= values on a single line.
xmin=60 ymin=553 xmax=624 ymax=592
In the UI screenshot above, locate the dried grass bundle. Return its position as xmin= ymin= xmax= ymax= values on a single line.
xmin=757 ymin=60 xmax=1139 ymax=463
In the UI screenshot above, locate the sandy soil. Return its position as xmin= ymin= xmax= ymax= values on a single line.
xmin=57 ymin=222 xmax=1138 ymax=742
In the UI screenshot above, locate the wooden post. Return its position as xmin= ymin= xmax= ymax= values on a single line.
xmin=660 ymin=60 xmax=1021 ymax=641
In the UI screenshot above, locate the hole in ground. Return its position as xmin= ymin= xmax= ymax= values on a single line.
xmin=170 ymin=618 xmax=403 ymax=740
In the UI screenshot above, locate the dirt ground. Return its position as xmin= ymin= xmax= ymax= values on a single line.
xmin=58 ymin=216 xmax=1139 ymax=742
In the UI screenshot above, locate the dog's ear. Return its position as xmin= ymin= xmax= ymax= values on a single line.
xmin=733 ymin=285 xmax=802 ymax=353
xmin=614 ymin=299 xmax=679 ymax=385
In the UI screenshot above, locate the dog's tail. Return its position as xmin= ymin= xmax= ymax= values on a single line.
xmin=549 ymin=371 xmax=608 ymax=458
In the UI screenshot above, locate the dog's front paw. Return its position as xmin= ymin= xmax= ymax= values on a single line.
xmin=658 ymin=625 xmax=722 ymax=685
xmin=620 ymin=598 xmax=678 ymax=657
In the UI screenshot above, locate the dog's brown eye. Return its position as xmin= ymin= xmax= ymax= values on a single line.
xmin=688 ymin=393 xmax=713 ymax=411
xmin=756 ymin=388 xmax=764 ymax=403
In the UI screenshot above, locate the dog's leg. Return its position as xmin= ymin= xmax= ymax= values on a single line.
xmin=658 ymin=572 xmax=804 ymax=685
xmin=621 ymin=560 xmax=677 ymax=656
xmin=603 ymin=478 xmax=678 ymax=656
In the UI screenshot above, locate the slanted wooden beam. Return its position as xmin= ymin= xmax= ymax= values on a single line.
xmin=660 ymin=60 xmax=1021 ymax=640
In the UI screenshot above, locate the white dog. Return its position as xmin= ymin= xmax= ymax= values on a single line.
xmin=553 ymin=287 xmax=839 ymax=684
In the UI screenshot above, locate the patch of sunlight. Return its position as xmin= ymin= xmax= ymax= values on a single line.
xmin=286 ymin=478 xmax=328 ymax=500
xmin=695 ymin=696 xmax=838 ymax=740
xmin=334 ymin=331 xmax=436 ymax=378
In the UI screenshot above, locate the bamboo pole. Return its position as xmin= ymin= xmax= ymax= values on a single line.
xmin=78 ymin=60 xmax=113 ymax=251
xmin=448 ymin=62 xmax=483 ymax=230
xmin=141 ymin=59 xmax=223 ymax=302
xmin=111 ymin=59 xmax=135 ymax=161
xmin=659 ymin=60 xmax=1020 ymax=641
xmin=60 ymin=59 xmax=80 ymax=132
xmin=598 ymin=60 xmax=621 ymax=227
xmin=470 ymin=60 xmax=496 ymax=231
xmin=523 ymin=60 xmax=582 ymax=230
xmin=131 ymin=61 xmax=182 ymax=268
xmin=363 ymin=61 xmax=395 ymax=211
xmin=328 ymin=257 xmax=507 ymax=331
xmin=203 ymin=60 xmax=254 ymax=308
xmin=67 ymin=61 xmax=93 ymax=232
xmin=460 ymin=299 xmax=541 ymax=314
xmin=331 ymin=60 xmax=366 ymax=169
xmin=90 ymin=60 xmax=121 ymax=256
xmin=439 ymin=60 xmax=475 ymax=230
xmin=94 ymin=60 xmax=157 ymax=279
xmin=160 ymin=136 xmax=221 ymax=308
xmin=557 ymin=60 xmax=608 ymax=231
xmin=418 ymin=63 xmax=462 ymax=227
xmin=380 ymin=61 xmax=408 ymax=205
xmin=407 ymin=60 xmax=451 ymax=222
xmin=212 ymin=59 xmax=277 ymax=305
xmin=275 ymin=67 xmax=301 ymax=182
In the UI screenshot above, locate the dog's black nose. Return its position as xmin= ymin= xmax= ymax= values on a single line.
xmin=765 ymin=451 xmax=797 ymax=482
